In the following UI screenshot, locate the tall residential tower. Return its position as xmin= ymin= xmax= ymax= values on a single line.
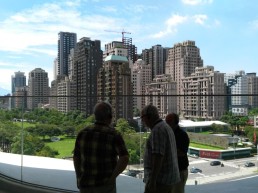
xmin=27 ymin=68 xmax=49 ymax=109
xmin=166 ymin=40 xmax=203 ymax=114
xmin=57 ymin=32 xmax=77 ymax=77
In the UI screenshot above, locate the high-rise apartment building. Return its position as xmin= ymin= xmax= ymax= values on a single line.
xmin=13 ymin=86 xmax=28 ymax=109
xmin=123 ymin=37 xmax=137 ymax=63
xmin=57 ymin=77 xmax=76 ymax=113
xmin=142 ymin=45 xmax=169 ymax=79
xmin=225 ymin=71 xmax=249 ymax=115
xmin=49 ymin=75 xmax=66 ymax=109
xmin=145 ymin=74 xmax=177 ymax=119
xmin=57 ymin=32 xmax=77 ymax=77
xmin=97 ymin=55 xmax=133 ymax=121
xmin=247 ymin=73 xmax=258 ymax=109
xmin=11 ymin=71 xmax=26 ymax=93
xmin=131 ymin=59 xmax=152 ymax=112
xmin=72 ymin=37 xmax=102 ymax=116
xmin=165 ymin=40 xmax=203 ymax=113
xmin=11 ymin=71 xmax=26 ymax=108
xmin=182 ymin=66 xmax=226 ymax=120
xmin=27 ymin=68 xmax=49 ymax=109
xmin=103 ymin=41 xmax=128 ymax=60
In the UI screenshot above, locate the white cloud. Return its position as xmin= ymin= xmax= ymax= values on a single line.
xmin=192 ymin=15 xmax=220 ymax=28
xmin=151 ymin=13 xmax=219 ymax=38
xmin=101 ymin=6 xmax=117 ymax=13
xmin=125 ymin=4 xmax=158 ymax=13
xmin=193 ymin=14 xmax=208 ymax=25
xmin=182 ymin=0 xmax=213 ymax=5
xmin=152 ymin=14 xmax=188 ymax=38
xmin=0 ymin=1 xmax=126 ymax=55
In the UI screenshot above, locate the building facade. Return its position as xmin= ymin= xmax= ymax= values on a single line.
xmin=123 ymin=37 xmax=137 ymax=63
xmin=12 ymin=86 xmax=28 ymax=109
xmin=247 ymin=73 xmax=258 ymax=109
xmin=182 ymin=66 xmax=226 ymax=120
xmin=142 ymin=45 xmax=169 ymax=80
xmin=57 ymin=32 xmax=77 ymax=77
xmin=131 ymin=59 xmax=152 ymax=113
xmin=57 ymin=77 xmax=76 ymax=113
xmin=224 ymin=71 xmax=249 ymax=115
xmin=145 ymin=74 xmax=177 ymax=119
xmin=72 ymin=37 xmax=103 ymax=116
xmin=27 ymin=68 xmax=49 ymax=110
xmin=165 ymin=40 xmax=203 ymax=113
xmin=97 ymin=55 xmax=133 ymax=121
xmin=11 ymin=71 xmax=26 ymax=108
xmin=103 ymin=41 xmax=128 ymax=60
xmin=49 ymin=75 xmax=66 ymax=109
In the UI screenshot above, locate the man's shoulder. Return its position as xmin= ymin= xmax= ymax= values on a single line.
xmin=177 ymin=127 xmax=189 ymax=138
xmin=153 ymin=120 xmax=168 ymax=130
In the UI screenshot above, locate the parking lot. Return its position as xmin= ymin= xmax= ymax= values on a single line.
xmin=187 ymin=155 xmax=258 ymax=184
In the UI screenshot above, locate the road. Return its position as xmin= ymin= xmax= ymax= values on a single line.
xmin=187 ymin=155 xmax=258 ymax=185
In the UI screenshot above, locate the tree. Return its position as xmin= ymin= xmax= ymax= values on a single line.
xmin=211 ymin=123 xmax=228 ymax=133
xmin=127 ymin=149 xmax=140 ymax=164
xmin=11 ymin=132 xmax=45 ymax=155
xmin=36 ymin=146 xmax=59 ymax=157
xmin=62 ymin=126 xmax=76 ymax=136
xmin=115 ymin=118 xmax=136 ymax=136
xmin=27 ymin=124 xmax=61 ymax=139
xmin=248 ymin=108 xmax=258 ymax=116
xmin=220 ymin=111 xmax=248 ymax=133
xmin=0 ymin=121 xmax=20 ymax=151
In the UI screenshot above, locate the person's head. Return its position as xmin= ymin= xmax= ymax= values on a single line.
xmin=141 ymin=104 xmax=160 ymax=129
xmin=94 ymin=101 xmax=112 ymax=124
xmin=165 ymin=113 xmax=179 ymax=130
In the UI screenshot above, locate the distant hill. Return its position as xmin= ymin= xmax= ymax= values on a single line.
xmin=0 ymin=87 xmax=11 ymax=96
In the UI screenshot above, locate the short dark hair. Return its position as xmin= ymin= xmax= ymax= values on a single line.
xmin=94 ymin=101 xmax=112 ymax=121
xmin=167 ymin=113 xmax=179 ymax=125
xmin=141 ymin=104 xmax=159 ymax=120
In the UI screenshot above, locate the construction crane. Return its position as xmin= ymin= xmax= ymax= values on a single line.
xmin=104 ymin=29 xmax=131 ymax=42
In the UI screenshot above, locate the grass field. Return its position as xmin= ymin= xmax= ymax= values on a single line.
xmin=13 ymin=122 xmax=36 ymax=128
xmin=190 ymin=142 xmax=224 ymax=150
xmin=45 ymin=136 xmax=76 ymax=158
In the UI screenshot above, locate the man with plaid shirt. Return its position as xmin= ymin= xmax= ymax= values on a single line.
xmin=73 ymin=102 xmax=129 ymax=193
xmin=141 ymin=104 xmax=180 ymax=193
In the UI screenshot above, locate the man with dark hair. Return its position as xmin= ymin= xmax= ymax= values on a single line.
xmin=166 ymin=113 xmax=189 ymax=193
xmin=73 ymin=101 xmax=129 ymax=193
xmin=141 ymin=104 xmax=180 ymax=193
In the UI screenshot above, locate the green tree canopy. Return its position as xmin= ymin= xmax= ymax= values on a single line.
xmin=115 ymin=118 xmax=136 ymax=136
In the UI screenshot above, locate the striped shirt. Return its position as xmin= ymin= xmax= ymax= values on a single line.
xmin=144 ymin=120 xmax=180 ymax=185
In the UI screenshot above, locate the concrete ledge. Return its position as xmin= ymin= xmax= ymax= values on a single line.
xmin=0 ymin=174 xmax=78 ymax=193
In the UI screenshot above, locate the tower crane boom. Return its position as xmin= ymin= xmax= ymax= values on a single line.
xmin=104 ymin=29 xmax=131 ymax=41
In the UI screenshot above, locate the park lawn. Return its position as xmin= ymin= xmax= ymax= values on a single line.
xmin=190 ymin=142 xmax=224 ymax=150
xmin=45 ymin=137 xmax=76 ymax=158
xmin=14 ymin=122 xmax=36 ymax=128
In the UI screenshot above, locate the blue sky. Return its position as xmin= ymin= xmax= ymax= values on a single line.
xmin=0 ymin=0 xmax=258 ymax=91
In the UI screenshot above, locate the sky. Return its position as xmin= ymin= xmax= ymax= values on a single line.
xmin=1 ymin=0 xmax=258 ymax=92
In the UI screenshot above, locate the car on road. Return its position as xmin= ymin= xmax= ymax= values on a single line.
xmin=210 ymin=160 xmax=221 ymax=166
xmin=190 ymin=167 xmax=202 ymax=173
xmin=244 ymin=162 xmax=255 ymax=167
xmin=124 ymin=170 xmax=141 ymax=177
xmin=188 ymin=153 xmax=199 ymax=158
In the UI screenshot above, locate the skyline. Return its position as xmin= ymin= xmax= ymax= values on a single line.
xmin=1 ymin=0 xmax=258 ymax=92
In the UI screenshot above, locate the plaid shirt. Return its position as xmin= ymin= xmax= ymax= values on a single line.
xmin=144 ymin=120 xmax=180 ymax=185
xmin=73 ymin=122 xmax=128 ymax=188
